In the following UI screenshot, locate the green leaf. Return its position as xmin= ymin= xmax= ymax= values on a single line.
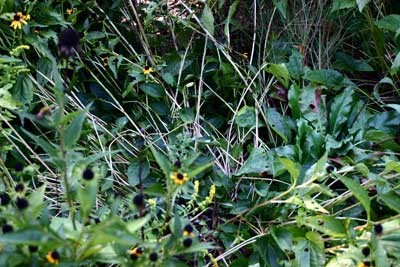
xmin=77 ymin=178 xmax=98 ymax=219
xmin=279 ymin=157 xmax=300 ymax=184
xmin=265 ymin=108 xmax=292 ymax=143
xmin=331 ymin=0 xmax=356 ymax=12
xmin=127 ymin=159 xmax=150 ymax=187
xmin=305 ymin=69 xmax=345 ymax=89
xmin=288 ymin=84 xmax=301 ymax=119
xmin=375 ymin=14 xmax=400 ymax=32
xmin=287 ymin=51 xmax=304 ymax=81
xmin=293 ymin=236 xmax=325 ymax=267
xmin=356 ymin=0 xmax=371 ymax=12
xmin=299 ymin=215 xmax=346 ymax=237
xmin=179 ymin=107 xmax=195 ymax=123
xmin=272 ymin=0 xmax=287 ymax=19
xmin=149 ymin=144 xmax=171 ymax=178
xmin=380 ymin=191 xmax=400 ymax=213
xmin=334 ymin=52 xmax=374 ymax=72
xmin=236 ymin=148 xmax=269 ymax=175
xmin=64 ymin=110 xmax=86 ymax=150
xmin=224 ymin=0 xmax=239 ymax=43
xmin=235 ymin=106 xmax=256 ymax=128
xmin=126 ymin=216 xmax=149 ymax=234
xmin=187 ymin=162 xmax=213 ymax=178
xmin=0 ymin=229 xmax=45 ymax=244
xmin=265 ymin=63 xmax=290 ymax=88
xmin=201 ymin=5 xmax=215 ymax=35
xmin=328 ymin=87 xmax=354 ymax=138
xmin=139 ymin=83 xmax=165 ymax=98
xmin=338 ymin=175 xmax=370 ymax=218
xmin=12 ymin=74 xmax=33 ymax=110
xmin=365 ymin=129 xmax=400 ymax=151
xmin=390 ymin=52 xmax=400 ymax=74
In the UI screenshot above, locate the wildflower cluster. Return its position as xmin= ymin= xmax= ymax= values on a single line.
xmin=10 ymin=12 xmax=30 ymax=30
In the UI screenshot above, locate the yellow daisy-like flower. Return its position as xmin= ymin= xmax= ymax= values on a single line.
xmin=10 ymin=12 xmax=29 ymax=30
xmin=129 ymin=247 xmax=144 ymax=260
xmin=170 ymin=171 xmax=188 ymax=185
xmin=143 ymin=66 xmax=153 ymax=75
xmin=357 ymin=262 xmax=371 ymax=267
xmin=46 ymin=251 xmax=60 ymax=265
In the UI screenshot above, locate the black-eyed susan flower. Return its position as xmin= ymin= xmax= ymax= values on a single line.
xmin=183 ymin=224 xmax=195 ymax=237
xmin=149 ymin=252 xmax=158 ymax=262
xmin=357 ymin=261 xmax=371 ymax=267
xmin=46 ymin=250 xmax=60 ymax=265
xmin=143 ymin=66 xmax=153 ymax=75
xmin=10 ymin=12 xmax=29 ymax=30
xmin=170 ymin=171 xmax=188 ymax=185
xmin=183 ymin=237 xmax=192 ymax=247
xmin=15 ymin=197 xmax=29 ymax=210
xmin=58 ymin=28 xmax=81 ymax=58
xmin=82 ymin=168 xmax=94 ymax=180
xmin=129 ymin=247 xmax=144 ymax=260
xmin=0 ymin=192 xmax=10 ymax=206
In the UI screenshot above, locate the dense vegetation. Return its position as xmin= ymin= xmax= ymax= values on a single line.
xmin=0 ymin=0 xmax=400 ymax=266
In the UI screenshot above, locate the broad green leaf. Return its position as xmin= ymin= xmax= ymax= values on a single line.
xmin=287 ymin=51 xmax=304 ymax=81
xmin=375 ymin=14 xmax=400 ymax=32
xmin=293 ymin=236 xmax=325 ymax=267
xmin=334 ymin=52 xmax=374 ymax=72
xmin=64 ymin=111 xmax=86 ymax=149
xmin=285 ymin=196 xmax=329 ymax=214
xmin=271 ymin=227 xmax=293 ymax=252
xmin=305 ymin=69 xmax=344 ymax=90
xmin=365 ymin=129 xmax=400 ymax=151
xmin=201 ymin=5 xmax=215 ymax=35
xmin=235 ymin=105 xmax=256 ymax=128
xmin=279 ymin=157 xmax=299 ymax=184
xmin=12 ymin=74 xmax=33 ymax=110
xmin=384 ymin=160 xmax=400 ymax=173
xmin=390 ymin=52 xmax=400 ymax=74
xmin=338 ymin=175 xmax=370 ymax=219
xmin=21 ymin=128 xmax=59 ymax=158
xmin=386 ymin=104 xmax=400 ymax=114
xmin=298 ymin=215 xmax=346 ymax=237
xmin=236 ymin=148 xmax=269 ymax=175
xmin=265 ymin=108 xmax=292 ymax=143
xmin=179 ymin=107 xmax=195 ymax=123
xmin=356 ymin=0 xmax=371 ymax=12
xmin=0 ymin=229 xmax=45 ymax=244
xmin=127 ymin=159 xmax=150 ymax=187
xmin=265 ymin=63 xmax=290 ymax=88
xmin=380 ymin=191 xmax=400 ymax=213
xmin=139 ymin=83 xmax=165 ymax=98
xmin=328 ymin=87 xmax=354 ymax=138
xmin=331 ymin=0 xmax=356 ymax=12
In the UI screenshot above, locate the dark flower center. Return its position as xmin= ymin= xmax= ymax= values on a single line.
xmin=51 ymin=251 xmax=60 ymax=260
xmin=144 ymin=66 xmax=151 ymax=70
xmin=14 ymin=14 xmax=21 ymax=21
xmin=177 ymin=173 xmax=184 ymax=180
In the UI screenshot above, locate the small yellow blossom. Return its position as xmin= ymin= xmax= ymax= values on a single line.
xmin=66 ymin=8 xmax=76 ymax=15
xmin=10 ymin=12 xmax=29 ymax=30
xmin=170 ymin=171 xmax=188 ymax=185
xmin=46 ymin=251 xmax=60 ymax=265
xmin=143 ymin=66 xmax=153 ymax=75
xmin=147 ymin=198 xmax=156 ymax=207
xmin=357 ymin=262 xmax=371 ymax=267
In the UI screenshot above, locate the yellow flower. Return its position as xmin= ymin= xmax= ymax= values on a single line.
xmin=147 ymin=198 xmax=156 ymax=207
xmin=143 ymin=66 xmax=153 ymax=75
xmin=129 ymin=247 xmax=144 ymax=260
xmin=66 ymin=8 xmax=76 ymax=15
xmin=10 ymin=12 xmax=29 ymax=30
xmin=46 ymin=251 xmax=60 ymax=265
xmin=357 ymin=262 xmax=371 ymax=267
xmin=170 ymin=171 xmax=188 ymax=185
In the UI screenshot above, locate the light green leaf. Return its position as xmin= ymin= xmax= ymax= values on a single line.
xmin=187 ymin=162 xmax=213 ymax=179
xmin=224 ymin=0 xmax=239 ymax=43
xmin=64 ymin=111 xmax=86 ymax=150
xmin=298 ymin=215 xmax=346 ymax=237
xmin=127 ymin=159 xmax=150 ymax=187
xmin=126 ymin=216 xmax=149 ymax=234
xmin=201 ymin=5 xmax=215 ymax=35
xmin=235 ymin=105 xmax=256 ymax=128
xmin=279 ymin=157 xmax=299 ymax=184
xmin=331 ymin=0 xmax=356 ymax=12
xmin=149 ymin=144 xmax=171 ymax=178
xmin=339 ymin=175 xmax=370 ymax=219
xmin=380 ymin=191 xmax=400 ymax=213
xmin=375 ymin=14 xmax=400 ymax=32
xmin=77 ymin=178 xmax=98 ymax=219
xmin=236 ymin=148 xmax=269 ymax=175
xmin=179 ymin=107 xmax=195 ymax=123
xmin=265 ymin=63 xmax=290 ymax=88
xmin=305 ymin=69 xmax=344 ymax=89
xmin=356 ymin=0 xmax=371 ymax=12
